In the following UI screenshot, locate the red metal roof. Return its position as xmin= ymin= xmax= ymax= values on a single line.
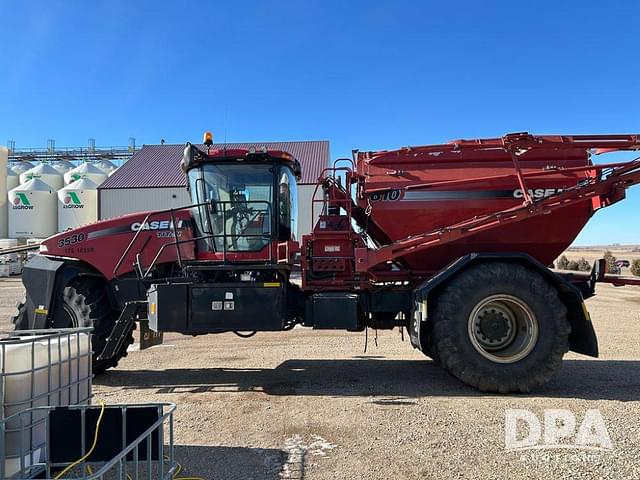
xmin=99 ymin=140 xmax=330 ymax=189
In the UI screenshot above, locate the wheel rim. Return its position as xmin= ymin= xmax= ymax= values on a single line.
xmin=467 ymin=294 xmax=538 ymax=363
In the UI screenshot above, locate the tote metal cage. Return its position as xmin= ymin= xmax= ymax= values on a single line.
xmin=0 ymin=328 xmax=93 ymax=411
xmin=0 ymin=402 xmax=177 ymax=479
xmin=1 ymin=328 xmax=94 ymax=475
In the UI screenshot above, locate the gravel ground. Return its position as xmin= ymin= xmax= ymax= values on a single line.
xmin=1 ymin=276 xmax=639 ymax=479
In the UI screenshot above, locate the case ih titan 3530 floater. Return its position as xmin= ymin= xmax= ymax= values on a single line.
xmin=12 ymin=132 xmax=640 ymax=392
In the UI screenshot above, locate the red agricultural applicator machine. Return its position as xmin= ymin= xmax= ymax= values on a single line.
xmin=12 ymin=132 xmax=640 ymax=392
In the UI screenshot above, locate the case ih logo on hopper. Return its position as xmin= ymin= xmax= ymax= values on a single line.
xmin=12 ymin=193 xmax=33 ymax=210
xmin=63 ymin=192 xmax=84 ymax=209
xmin=370 ymin=188 xmax=565 ymax=202
xmin=513 ymin=188 xmax=564 ymax=199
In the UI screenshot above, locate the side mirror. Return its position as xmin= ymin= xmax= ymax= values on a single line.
xmin=181 ymin=143 xmax=201 ymax=172
xmin=292 ymin=160 xmax=302 ymax=180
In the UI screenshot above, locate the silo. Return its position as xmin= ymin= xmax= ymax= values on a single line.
xmin=7 ymin=167 xmax=19 ymax=190
xmin=11 ymin=161 xmax=34 ymax=176
xmin=64 ymin=162 xmax=108 ymax=186
xmin=8 ymin=178 xmax=57 ymax=238
xmin=0 ymin=147 xmax=7 ymax=237
xmin=93 ymin=159 xmax=117 ymax=174
xmin=57 ymin=178 xmax=98 ymax=231
xmin=19 ymin=163 xmax=64 ymax=189
xmin=51 ymin=159 xmax=75 ymax=174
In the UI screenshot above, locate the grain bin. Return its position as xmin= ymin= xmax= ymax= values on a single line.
xmin=7 ymin=167 xmax=19 ymax=191
xmin=0 ymin=147 xmax=7 ymax=237
xmin=50 ymin=159 xmax=75 ymax=174
xmin=8 ymin=178 xmax=57 ymax=238
xmin=93 ymin=158 xmax=117 ymax=174
xmin=19 ymin=163 xmax=64 ymax=189
xmin=5 ymin=165 xmax=19 ymax=239
xmin=64 ymin=162 xmax=108 ymax=186
xmin=10 ymin=161 xmax=34 ymax=176
xmin=57 ymin=177 xmax=98 ymax=231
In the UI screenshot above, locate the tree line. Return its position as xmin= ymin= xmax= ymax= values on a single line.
xmin=555 ymin=251 xmax=640 ymax=277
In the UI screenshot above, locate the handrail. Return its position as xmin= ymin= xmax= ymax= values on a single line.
xmin=310 ymin=166 xmax=355 ymax=228
xmin=332 ymin=157 xmax=355 ymax=171
xmin=114 ymin=200 xmax=275 ymax=279
xmin=140 ymin=229 xmax=273 ymax=280
xmin=114 ymin=204 xmax=197 ymax=276
xmin=364 ymin=159 xmax=640 ymax=194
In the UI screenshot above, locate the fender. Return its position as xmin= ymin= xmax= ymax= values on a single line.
xmin=410 ymin=252 xmax=598 ymax=357
xmin=21 ymin=255 xmax=96 ymax=329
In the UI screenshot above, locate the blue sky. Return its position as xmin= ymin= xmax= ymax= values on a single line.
xmin=1 ymin=1 xmax=638 ymax=245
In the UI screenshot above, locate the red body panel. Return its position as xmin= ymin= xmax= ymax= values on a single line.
xmin=300 ymin=215 xmax=368 ymax=290
xmin=42 ymin=211 xmax=195 ymax=279
xmin=196 ymin=243 xmax=275 ymax=262
xmin=356 ymin=144 xmax=594 ymax=271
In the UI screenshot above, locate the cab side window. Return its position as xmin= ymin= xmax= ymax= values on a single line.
xmin=278 ymin=167 xmax=297 ymax=241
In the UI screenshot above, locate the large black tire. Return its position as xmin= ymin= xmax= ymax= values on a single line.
xmin=429 ymin=262 xmax=570 ymax=393
xmin=12 ymin=277 xmax=133 ymax=374
xmin=420 ymin=320 xmax=440 ymax=364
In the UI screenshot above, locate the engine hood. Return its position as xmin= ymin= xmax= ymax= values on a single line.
xmin=40 ymin=210 xmax=195 ymax=279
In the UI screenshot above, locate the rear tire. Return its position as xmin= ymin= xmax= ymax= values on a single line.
xmin=420 ymin=320 xmax=440 ymax=364
xmin=429 ymin=262 xmax=570 ymax=393
xmin=13 ymin=277 xmax=133 ymax=374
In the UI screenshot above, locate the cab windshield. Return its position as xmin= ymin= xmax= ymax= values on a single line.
xmin=188 ymin=164 xmax=273 ymax=252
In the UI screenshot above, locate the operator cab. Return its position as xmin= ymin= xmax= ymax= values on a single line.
xmin=182 ymin=135 xmax=300 ymax=262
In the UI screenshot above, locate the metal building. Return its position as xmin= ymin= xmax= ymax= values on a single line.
xmin=98 ymin=141 xmax=330 ymax=237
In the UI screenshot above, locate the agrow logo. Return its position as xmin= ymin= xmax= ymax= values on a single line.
xmin=63 ymin=192 xmax=84 ymax=209
xmin=12 ymin=193 xmax=33 ymax=210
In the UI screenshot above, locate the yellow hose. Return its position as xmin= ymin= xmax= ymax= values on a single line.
xmin=167 ymin=455 xmax=205 ymax=480
xmin=54 ymin=401 xmax=106 ymax=479
xmin=55 ymin=401 xmax=203 ymax=480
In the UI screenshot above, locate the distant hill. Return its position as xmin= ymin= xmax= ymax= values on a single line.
xmin=568 ymin=244 xmax=640 ymax=252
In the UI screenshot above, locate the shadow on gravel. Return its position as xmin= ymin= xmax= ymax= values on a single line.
xmin=96 ymin=359 xmax=640 ymax=401
xmin=174 ymin=445 xmax=286 ymax=480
